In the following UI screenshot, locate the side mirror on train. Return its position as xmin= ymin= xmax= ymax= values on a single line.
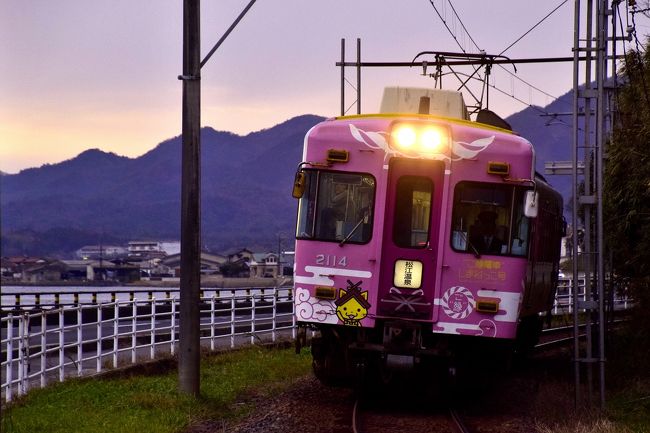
xmin=292 ymin=171 xmax=306 ymax=199
xmin=524 ymin=190 xmax=539 ymax=218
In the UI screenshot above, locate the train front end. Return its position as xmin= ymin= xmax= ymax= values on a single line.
xmin=292 ymin=88 xmax=562 ymax=383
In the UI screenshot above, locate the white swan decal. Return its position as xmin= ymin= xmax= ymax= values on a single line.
xmin=451 ymin=136 xmax=495 ymax=160
xmin=349 ymin=124 xmax=391 ymax=153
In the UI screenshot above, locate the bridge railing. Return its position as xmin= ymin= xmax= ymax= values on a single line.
xmin=1 ymin=287 xmax=295 ymax=402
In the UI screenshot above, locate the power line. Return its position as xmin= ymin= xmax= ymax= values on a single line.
xmin=494 ymin=0 xmax=570 ymax=107
xmin=446 ymin=0 xmax=482 ymax=52
xmin=426 ymin=0 xmax=481 ymax=54
xmin=494 ymin=64 xmax=570 ymax=107
xmin=455 ymin=70 xmax=575 ymax=129
xmin=424 ymin=0 xmax=570 ymax=111
xmin=498 ymin=0 xmax=569 ymax=56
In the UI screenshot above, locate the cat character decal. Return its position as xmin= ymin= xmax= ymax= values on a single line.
xmin=335 ymin=280 xmax=371 ymax=326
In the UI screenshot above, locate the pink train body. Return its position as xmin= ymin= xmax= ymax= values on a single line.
xmin=292 ymin=91 xmax=564 ymax=383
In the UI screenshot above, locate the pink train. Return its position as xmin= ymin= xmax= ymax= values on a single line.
xmin=292 ymin=87 xmax=564 ymax=383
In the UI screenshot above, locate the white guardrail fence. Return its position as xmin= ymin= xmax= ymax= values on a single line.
xmin=552 ymin=277 xmax=632 ymax=315
xmin=1 ymin=278 xmax=632 ymax=402
xmin=1 ymin=287 xmax=295 ymax=402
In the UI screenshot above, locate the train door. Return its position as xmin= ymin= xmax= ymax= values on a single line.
xmin=377 ymin=158 xmax=445 ymax=321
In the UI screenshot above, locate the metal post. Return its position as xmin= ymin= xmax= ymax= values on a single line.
xmin=573 ymin=0 xmax=613 ymax=409
xmin=277 ymin=234 xmax=282 ymax=278
xmin=131 ymin=302 xmax=137 ymax=364
xmin=357 ymin=38 xmax=361 ymax=114
xmin=341 ymin=39 xmax=345 ymax=116
xmin=97 ymin=306 xmax=102 ymax=373
xmin=596 ymin=0 xmax=607 ymax=409
xmin=41 ymin=313 xmax=47 ymax=388
xmin=179 ymin=0 xmax=202 ymax=397
xmin=6 ymin=315 xmax=13 ymax=401
xmin=18 ymin=317 xmax=25 ymax=396
xmin=77 ymin=306 xmax=83 ymax=376
xmin=572 ymin=0 xmax=582 ymax=408
xmin=113 ymin=303 xmax=119 ymax=368
xmin=584 ymin=0 xmax=595 ymax=403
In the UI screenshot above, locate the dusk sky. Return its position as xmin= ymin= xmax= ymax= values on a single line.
xmin=2 ymin=1 xmax=648 ymax=174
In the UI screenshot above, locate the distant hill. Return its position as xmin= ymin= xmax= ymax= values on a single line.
xmin=1 ymin=95 xmax=576 ymax=258
xmin=507 ymin=88 xmax=574 ymax=202
xmin=1 ymin=114 xmax=325 ymax=257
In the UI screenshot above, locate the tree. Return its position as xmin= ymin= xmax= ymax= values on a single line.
xmin=219 ymin=261 xmax=248 ymax=277
xmin=605 ymin=41 xmax=650 ymax=341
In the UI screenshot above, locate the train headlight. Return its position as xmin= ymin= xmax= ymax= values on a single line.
xmin=420 ymin=127 xmax=446 ymax=153
xmin=392 ymin=125 xmax=417 ymax=148
xmin=389 ymin=122 xmax=450 ymax=155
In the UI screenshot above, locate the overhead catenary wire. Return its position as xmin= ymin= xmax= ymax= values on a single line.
xmin=495 ymin=0 xmax=571 ymax=107
xmin=426 ymin=0 xmax=482 ymax=54
xmin=444 ymin=0 xmax=482 ymax=53
xmin=495 ymin=0 xmax=572 ymax=108
xmin=424 ymin=0 xmax=572 ymax=113
xmin=454 ymin=70 xmax=576 ymax=129
xmin=425 ymin=0 xmax=486 ymax=107
xmin=498 ymin=0 xmax=569 ymax=56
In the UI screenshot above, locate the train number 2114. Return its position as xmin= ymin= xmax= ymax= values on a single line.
xmin=315 ymin=254 xmax=347 ymax=267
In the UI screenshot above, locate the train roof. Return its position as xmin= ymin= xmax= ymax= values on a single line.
xmin=335 ymin=87 xmax=516 ymax=135
xmin=334 ymin=112 xmax=516 ymax=136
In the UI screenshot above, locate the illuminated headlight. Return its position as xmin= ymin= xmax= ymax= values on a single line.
xmin=420 ymin=127 xmax=445 ymax=152
xmin=393 ymin=259 xmax=423 ymax=289
xmin=392 ymin=124 xmax=417 ymax=148
xmin=389 ymin=122 xmax=450 ymax=155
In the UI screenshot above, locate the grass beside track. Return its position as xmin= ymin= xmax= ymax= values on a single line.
xmin=2 ymin=329 xmax=648 ymax=433
xmin=1 ymin=346 xmax=312 ymax=433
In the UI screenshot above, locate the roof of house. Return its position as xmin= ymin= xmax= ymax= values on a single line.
xmin=251 ymin=253 xmax=278 ymax=264
xmin=24 ymin=260 xmax=68 ymax=273
xmin=160 ymin=252 xmax=226 ymax=267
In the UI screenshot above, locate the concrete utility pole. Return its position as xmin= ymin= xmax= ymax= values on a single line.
xmin=179 ymin=0 xmax=201 ymax=396
xmin=178 ymin=0 xmax=258 ymax=397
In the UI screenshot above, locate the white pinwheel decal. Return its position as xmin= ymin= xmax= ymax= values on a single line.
xmin=349 ymin=124 xmax=494 ymax=162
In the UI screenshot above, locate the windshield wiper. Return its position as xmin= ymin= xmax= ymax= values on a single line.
xmin=339 ymin=216 xmax=366 ymax=246
xmin=458 ymin=230 xmax=481 ymax=258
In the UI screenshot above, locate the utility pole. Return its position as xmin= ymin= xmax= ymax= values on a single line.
xmin=177 ymin=0 xmax=258 ymax=397
xmin=179 ymin=0 xmax=201 ymax=396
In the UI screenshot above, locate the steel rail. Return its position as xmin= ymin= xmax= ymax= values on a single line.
xmin=352 ymin=398 xmax=361 ymax=433
xmin=450 ymin=408 xmax=472 ymax=433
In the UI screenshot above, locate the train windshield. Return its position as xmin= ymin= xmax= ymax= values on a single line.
xmin=450 ymin=182 xmax=531 ymax=257
xmin=296 ymin=170 xmax=375 ymax=244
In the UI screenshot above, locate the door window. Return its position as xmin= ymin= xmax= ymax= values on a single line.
xmin=393 ymin=176 xmax=433 ymax=248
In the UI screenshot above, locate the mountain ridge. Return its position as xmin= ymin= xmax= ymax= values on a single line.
xmin=1 ymin=101 xmax=572 ymax=257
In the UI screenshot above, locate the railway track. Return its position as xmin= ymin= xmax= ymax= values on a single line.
xmin=346 ymin=320 xmax=631 ymax=433
xmin=535 ymin=319 xmax=627 ymax=350
xmin=352 ymin=397 xmax=472 ymax=433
